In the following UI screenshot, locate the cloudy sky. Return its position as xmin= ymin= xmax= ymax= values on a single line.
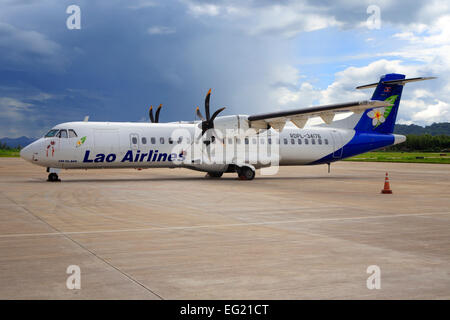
xmin=0 ymin=0 xmax=449 ymax=137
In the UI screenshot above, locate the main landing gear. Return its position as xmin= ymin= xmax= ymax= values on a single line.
xmin=204 ymin=166 xmax=256 ymax=180
xmin=237 ymin=166 xmax=255 ymax=181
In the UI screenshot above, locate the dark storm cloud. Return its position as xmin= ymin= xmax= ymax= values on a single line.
xmin=1 ymin=0 xmax=448 ymax=136
xmin=0 ymin=0 xmax=297 ymax=137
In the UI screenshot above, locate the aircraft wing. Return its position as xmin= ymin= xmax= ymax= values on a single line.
xmin=247 ymin=100 xmax=391 ymax=131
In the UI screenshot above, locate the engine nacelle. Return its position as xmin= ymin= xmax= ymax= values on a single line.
xmin=212 ymin=115 xmax=251 ymax=137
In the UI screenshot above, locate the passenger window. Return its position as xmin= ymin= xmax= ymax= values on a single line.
xmin=245 ymin=138 xmax=249 ymax=145
xmin=298 ymin=138 xmax=302 ymax=145
xmin=57 ymin=129 xmax=68 ymax=138
xmin=268 ymin=138 xmax=272 ymax=144
xmin=324 ymin=139 xmax=329 ymax=145
xmin=68 ymin=129 xmax=78 ymax=138
xmin=305 ymin=139 xmax=309 ymax=145
xmin=142 ymin=137 xmax=147 ymax=144
xmin=260 ymin=138 xmax=265 ymax=144
xmin=312 ymin=139 xmax=316 ymax=145
xmin=151 ymin=137 xmax=156 ymax=144
xmin=160 ymin=137 xmax=165 ymax=144
xmin=177 ymin=137 xmax=182 ymax=144
xmin=283 ymin=138 xmax=288 ymax=145
xmin=168 ymin=137 xmax=173 ymax=144
xmin=228 ymin=138 xmax=233 ymax=144
xmin=252 ymin=138 xmax=257 ymax=144
xmin=236 ymin=138 xmax=241 ymax=144
xmin=291 ymin=139 xmax=295 ymax=145
xmin=132 ymin=137 xmax=138 ymax=144
xmin=318 ymin=139 xmax=322 ymax=145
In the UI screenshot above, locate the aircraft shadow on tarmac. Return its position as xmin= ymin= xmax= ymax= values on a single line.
xmin=26 ymin=175 xmax=369 ymax=183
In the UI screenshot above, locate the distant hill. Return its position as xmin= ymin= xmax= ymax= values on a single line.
xmin=0 ymin=136 xmax=36 ymax=149
xmin=0 ymin=122 xmax=448 ymax=149
xmin=394 ymin=122 xmax=450 ymax=135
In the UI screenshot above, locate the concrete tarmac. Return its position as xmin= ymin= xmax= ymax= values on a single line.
xmin=0 ymin=158 xmax=449 ymax=299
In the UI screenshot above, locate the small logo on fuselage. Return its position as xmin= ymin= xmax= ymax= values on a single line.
xmin=76 ymin=136 xmax=86 ymax=147
xmin=46 ymin=141 xmax=55 ymax=157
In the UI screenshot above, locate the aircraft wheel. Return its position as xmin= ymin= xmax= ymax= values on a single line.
xmin=237 ymin=166 xmax=255 ymax=180
xmin=47 ymin=173 xmax=60 ymax=182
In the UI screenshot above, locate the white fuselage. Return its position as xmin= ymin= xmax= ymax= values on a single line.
xmin=20 ymin=121 xmax=355 ymax=172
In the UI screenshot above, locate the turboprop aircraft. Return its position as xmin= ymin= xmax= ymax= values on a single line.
xmin=20 ymin=73 xmax=435 ymax=181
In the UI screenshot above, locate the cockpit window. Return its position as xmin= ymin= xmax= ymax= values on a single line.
xmin=57 ymin=129 xmax=68 ymax=138
xmin=68 ymin=129 xmax=78 ymax=138
xmin=45 ymin=129 xmax=59 ymax=138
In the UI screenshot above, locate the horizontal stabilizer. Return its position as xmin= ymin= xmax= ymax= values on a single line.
xmin=356 ymin=76 xmax=437 ymax=90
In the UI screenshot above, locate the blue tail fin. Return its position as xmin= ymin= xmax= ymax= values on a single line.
xmin=354 ymin=73 xmax=405 ymax=134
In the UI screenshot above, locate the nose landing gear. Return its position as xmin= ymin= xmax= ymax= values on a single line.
xmin=46 ymin=168 xmax=61 ymax=182
xmin=47 ymin=173 xmax=60 ymax=182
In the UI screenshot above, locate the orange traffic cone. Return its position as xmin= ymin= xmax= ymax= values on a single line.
xmin=381 ymin=172 xmax=393 ymax=194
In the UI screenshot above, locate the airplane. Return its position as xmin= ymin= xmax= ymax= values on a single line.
xmin=20 ymin=73 xmax=435 ymax=181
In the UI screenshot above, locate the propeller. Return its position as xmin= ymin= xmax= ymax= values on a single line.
xmin=149 ymin=104 xmax=162 ymax=123
xmin=196 ymin=89 xmax=225 ymax=136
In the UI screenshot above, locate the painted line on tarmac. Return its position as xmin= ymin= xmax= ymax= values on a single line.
xmin=0 ymin=211 xmax=449 ymax=239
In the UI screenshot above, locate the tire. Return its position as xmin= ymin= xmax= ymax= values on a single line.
xmin=48 ymin=173 xmax=59 ymax=182
xmin=238 ymin=166 xmax=255 ymax=180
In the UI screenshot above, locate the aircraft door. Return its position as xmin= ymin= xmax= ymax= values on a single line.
xmin=130 ymin=133 xmax=139 ymax=151
xmin=55 ymin=129 xmax=69 ymax=155
xmin=66 ymin=129 xmax=79 ymax=153
xmin=331 ymin=131 xmax=344 ymax=158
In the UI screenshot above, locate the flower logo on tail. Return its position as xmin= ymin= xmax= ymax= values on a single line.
xmin=367 ymin=95 xmax=398 ymax=128
xmin=368 ymin=108 xmax=386 ymax=126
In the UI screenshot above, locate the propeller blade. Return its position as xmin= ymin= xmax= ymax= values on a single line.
xmin=205 ymin=88 xmax=211 ymax=120
xmin=196 ymin=106 xmax=205 ymax=121
xmin=149 ymin=106 xmax=155 ymax=123
xmin=155 ymin=104 xmax=162 ymax=123
xmin=210 ymin=107 xmax=225 ymax=122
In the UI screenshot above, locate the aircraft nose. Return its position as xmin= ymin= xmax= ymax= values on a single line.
xmin=20 ymin=145 xmax=33 ymax=162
